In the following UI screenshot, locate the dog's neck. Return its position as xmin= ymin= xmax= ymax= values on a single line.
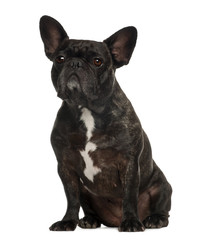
xmin=63 ymin=80 xmax=118 ymax=114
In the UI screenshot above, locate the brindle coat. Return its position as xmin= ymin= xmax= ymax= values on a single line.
xmin=40 ymin=15 xmax=172 ymax=232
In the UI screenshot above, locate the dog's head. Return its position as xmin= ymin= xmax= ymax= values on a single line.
xmin=40 ymin=16 xmax=137 ymax=107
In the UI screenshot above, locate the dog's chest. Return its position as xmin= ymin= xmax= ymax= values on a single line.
xmin=67 ymin=106 xmax=126 ymax=195
xmin=78 ymin=107 xmax=101 ymax=182
xmin=63 ymin=106 xmax=127 ymax=196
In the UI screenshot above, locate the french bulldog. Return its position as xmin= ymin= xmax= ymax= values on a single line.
xmin=39 ymin=15 xmax=172 ymax=232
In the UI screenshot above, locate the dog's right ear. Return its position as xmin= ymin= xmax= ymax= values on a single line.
xmin=39 ymin=16 xmax=69 ymax=60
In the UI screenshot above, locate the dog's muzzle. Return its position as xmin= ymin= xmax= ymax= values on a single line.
xmin=57 ymin=59 xmax=84 ymax=100
xmin=67 ymin=74 xmax=81 ymax=91
xmin=57 ymin=74 xmax=81 ymax=99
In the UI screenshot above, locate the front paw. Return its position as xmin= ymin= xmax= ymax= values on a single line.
xmin=49 ymin=220 xmax=77 ymax=231
xmin=119 ymin=218 xmax=145 ymax=232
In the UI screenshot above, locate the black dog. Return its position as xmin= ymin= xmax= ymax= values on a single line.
xmin=39 ymin=16 xmax=172 ymax=232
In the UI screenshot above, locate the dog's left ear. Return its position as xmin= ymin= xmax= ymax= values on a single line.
xmin=39 ymin=16 xmax=69 ymax=60
xmin=104 ymin=27 xmax=137 ymax=68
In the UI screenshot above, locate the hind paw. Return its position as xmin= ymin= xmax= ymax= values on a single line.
xmin=143 ymin=215 xmax=169 ymax=228
xmin=78 ymin=215 xmax=101 ymax=229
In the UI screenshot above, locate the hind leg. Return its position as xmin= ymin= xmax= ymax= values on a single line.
xmin=143 ymin=168 xmax=172 ymax=229
xmin=78 ymin=186 xmax=101 ymax=229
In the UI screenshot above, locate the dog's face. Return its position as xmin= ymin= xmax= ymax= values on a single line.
xmin=40 ymin=16 xmax=137 ymax=107
xmin=51 ymin=39 xmax=114 ymax=106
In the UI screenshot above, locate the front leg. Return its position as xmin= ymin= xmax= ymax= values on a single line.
xmin=119 ymin=139 xmax=145 ymax=232
xmin=49 ymin=163 xmax=80 ymax=231
xmin=49 ymin=123 xmax=82 ymax=231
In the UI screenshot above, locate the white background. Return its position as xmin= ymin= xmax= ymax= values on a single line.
xmin=1 ymin=0 xmax=197 ymax=239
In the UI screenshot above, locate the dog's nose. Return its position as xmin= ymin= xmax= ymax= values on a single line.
xmin=70 ymin=60 xmax=82 ymax=69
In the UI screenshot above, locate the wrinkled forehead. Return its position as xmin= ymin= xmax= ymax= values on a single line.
xmin=58 ymin=39 xmax=109 ymax=57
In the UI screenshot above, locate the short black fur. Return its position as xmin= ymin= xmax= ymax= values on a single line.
xmin=40 ymin=15 xmax=172 ymax=232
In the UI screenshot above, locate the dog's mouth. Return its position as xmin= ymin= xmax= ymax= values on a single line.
xmin=57 ymin=67 xmax=98 ymax=105
xmin=66 ymin=73 xmax=81 ymax=92
xmin=57 ymin=73 xmax=86 ymax=104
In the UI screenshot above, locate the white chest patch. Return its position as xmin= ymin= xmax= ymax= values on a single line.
xmin=79 ymin=107 xmax=101 ymax=182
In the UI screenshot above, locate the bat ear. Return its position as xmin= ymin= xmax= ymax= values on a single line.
xmin=39 ymin=16 xmax=69 ymax=60
xmin=104 ymin=26 xmax=137 ymax=68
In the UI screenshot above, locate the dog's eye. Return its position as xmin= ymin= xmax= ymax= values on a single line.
xmin=93 ymin=58 xmax=102 ymax=67
xmin=56 ymin=56 xmax=65 ymax=64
